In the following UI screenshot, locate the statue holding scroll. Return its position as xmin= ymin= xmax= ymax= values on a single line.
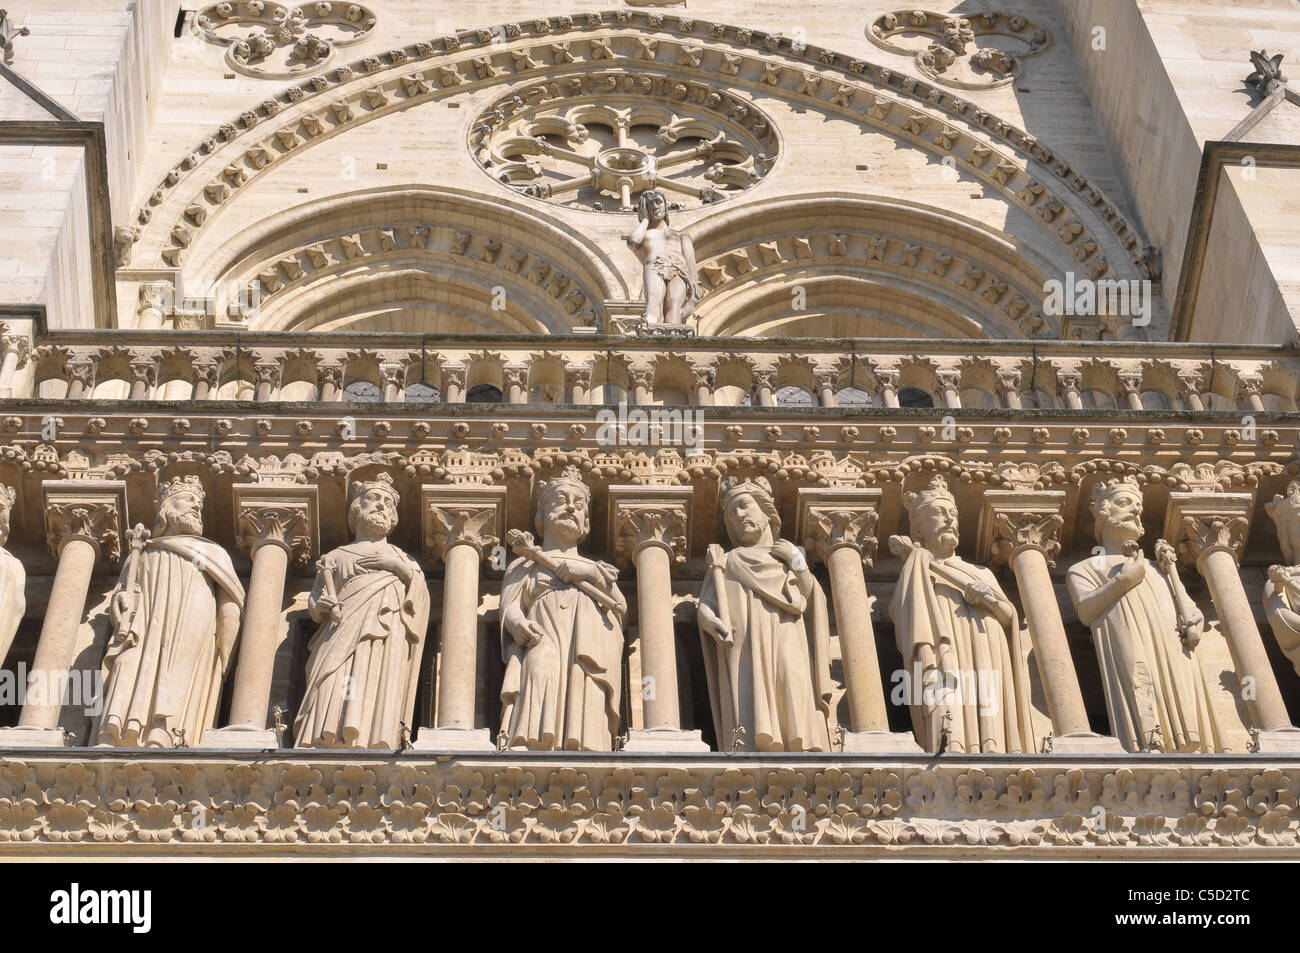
xmin=697 ymin=475 xmax=834 ymax=752
xmin=888 ymin=475 xmax=1034 ymax=754
xmin=98 ymin=476 xmax=244 ymax=747
xmin=295 ymin=474 xmax=429 ymax=749
xmin=0 ymin=484 xmax=23 ymax=668
xmin=500 ymin=466 xmax=626 ymax=751
xmin=626 ymin=188 xmax=702 ymax=325
xmin=1066 ymin=477 xmax=1222 ymax=752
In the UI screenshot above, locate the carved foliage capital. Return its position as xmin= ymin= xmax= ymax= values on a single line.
xmin=802 ymin=506 xmax=879 ymax=567
xmin=427 ymin=505 xmax=500 ymax=560
xmin=45 ymin=501 xmax=121 ymax=564
xmin=1178 ymin=514 xmax=1251 ymax=568
xmin=990 ymin=510 xmax=1064 ymax=567
xmin=1163 ymin=493 xmax=1254 ymax=571
xmin=614 ymin=503 xmax=688 ymax=565
xmin=237 ymin=504 xmax=312 ymax=566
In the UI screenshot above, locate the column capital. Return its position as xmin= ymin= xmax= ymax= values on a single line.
xmin=977 ymin=489 xmax=1066 ymax=568
xmin=421 ymin=484 xmax=507 ymax=562
xmin=232 ymin=484 xmax=318 ymax=570
xmin=608 ymin=485 xmax=692 ymax=566
xmin=795 ymin=487 xmax=883 ymax=568
xmin=42 ymin=480 xmax=127 ymax=567
xmin=1163 ymin=492 xmax=1254 ymax=569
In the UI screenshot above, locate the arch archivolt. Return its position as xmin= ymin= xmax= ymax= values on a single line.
xmin=124 ymin=10 xmax=1150 ymax=311
xmin=183 ymin=186 xmax=623 ymax=333
xmin=690 ymin=194 xmax=1058 ymax=338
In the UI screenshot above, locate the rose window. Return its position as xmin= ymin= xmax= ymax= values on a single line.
xmin=472 ymin=92 xmax=777 ymax=213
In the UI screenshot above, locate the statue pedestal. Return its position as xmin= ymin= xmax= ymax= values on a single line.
xmin=623 ymin=727 xmax=710 ymax=753
xmin=1049 ymin=732 xmax=1127 ymax=754
xmin=1255 ymin=727 xmax=1300 ymax=753
xmin=0 ymin=726 xmax=67 ymax=747
xmin=840 ymin=730 xmax=924 ymax=754
xmin=197 ymin=726 xmax=278 ymax=750
xmin=412 ymin=727 xmax=495 ymax=752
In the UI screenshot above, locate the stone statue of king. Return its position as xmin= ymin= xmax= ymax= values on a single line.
xmin=500 ymin=466 xmax=627 ymax=751
xmin=295 ymin=474 xmax=430 ymax=750
xmin=1066 ymin=477 xmax=1223 ymax=753
xmin=888 ymin=475 xmax=1035 ymax=754
xmin=697 ymin=475 xmax=834 ymax=752
xmin=99 ymin=475 xmax=244 ymax=747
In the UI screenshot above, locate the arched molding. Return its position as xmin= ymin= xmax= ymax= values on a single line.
xmin=184 ymin=186 xmax=625 ymax=332
xmin=124 ymin=11 xmax=1150 ymax=297
xmin=701 ymin=273 xmax=999 ymax=339
xmin=691 ymin=193 xmax=1058 ymax=337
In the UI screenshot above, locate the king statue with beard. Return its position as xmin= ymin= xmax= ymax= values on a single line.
xmin=99 ymin=476 xmax=244 ymax=747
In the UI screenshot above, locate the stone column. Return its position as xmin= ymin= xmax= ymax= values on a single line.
xmin=1176 ymin=370 xmax=1205 ymax=411
xmin=978 ymin=490 xmax=1122 ymax=752
xmin=752 ymin=369 xmax=776 ymax=407
xmin=565 ymin=363 xmax=591 ymax=404
xmin=442 ymin=363 xmax=466 ymax=404
xmin=504 ymin=364 xmax=528 ymax=404
xmin=690 ymin=361 xmax=715 ymax=407
xmin=380 ymin=360 xmax=405 ymax=403
xmin=1117 ymin=371 xmax=1144 ymax=411
xmin=128 ymin=356 xmax=157 ymax=401
xmin=815 ymin=369 xmax=838 ymax=408
xmin=3 ymin=482 xmax=125 ymax=745
xmin=413 ymin=485 xmax=505 ymax=751
xmin=996 ymin=369 xmax=1023 ymax=410
xmin=65 ymin=356 xmax=95 ymax=399
xmin=610 ymin=485 xmax=707 ymax=751
xmin=1057 ymin=369 xmax=1084 ymax=409
xmin=630 ymin=366 xmax=653 ymax=406
xmin=192 ymin=357 xmax=219 ymax=400
xmin=1236 ymin=372 xmax=1265 ymax=413
xmin=937 ymin=369 xmax=962 ymax=408
xmin=1165 ymin=492 xmax=1299 ymax=750
xmin=317 ymin=362 xmax=343 ymax=402
xmin=797 ymin=488 xmax=920 ymax=752
xmin=875 ymin=367 xmax=900 ymax=408
xmin=253 ymin=357 xmax=280 ymax=403
xmin=208 ymin=487 xmax=316 ymax=748
xmin=0 ymin=325 xmax=31 ymax=398
xmin=135 ymin=281 xmax=171 ymax=330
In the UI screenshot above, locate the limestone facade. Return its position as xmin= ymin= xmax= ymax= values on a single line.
xmin=0 ymin=0 xmax=1299 ymax=857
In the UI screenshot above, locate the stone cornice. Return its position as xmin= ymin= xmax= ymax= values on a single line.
xmin=1 ymin=753 xmax=1298 ymax=856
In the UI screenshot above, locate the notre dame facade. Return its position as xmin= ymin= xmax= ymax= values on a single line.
xmin=0 ymin=0 xmax=1297 ymax=859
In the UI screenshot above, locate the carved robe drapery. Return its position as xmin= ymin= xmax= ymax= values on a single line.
xmin=98 ymin=536 xmax=244 ymax=747
xmin=500 ymin=554 xmax=623 ymax=751
xmin=295 ymin=542 xmax=430 ymax=749
xmin=1264 ymin=575 xmax=1300 ymax=677
xmin=0 ymin=547 xmax=23 ymax=667
xmin=889 ymin=548 xmax=1034 ymax=754
xmin=698 ymin=546 xmax=834 ymax=752
xmin=1066 ymin=557 xmax=1223 ymax=753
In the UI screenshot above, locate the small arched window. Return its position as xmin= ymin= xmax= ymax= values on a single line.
xmin=467 ymin=383 xmax=503 ymax=403
xmin=838 ymin=386 xmax=872 ymax=407
xmin=898 ymin=387 xmax=934 ymax=408
xmin=405 ymin=382 xmax=440 ymax=403
xmin=775 ymin=385 xmax=813 ymax=406
xmin=343 ymin=381 xmax=382 ymax=403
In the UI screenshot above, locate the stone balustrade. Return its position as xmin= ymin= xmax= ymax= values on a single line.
xmin=18 ymin=330 xmax=1300 ymax=413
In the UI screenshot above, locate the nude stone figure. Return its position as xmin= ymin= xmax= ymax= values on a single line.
xmin=625 ymin=188 xmax=703 ymax=325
